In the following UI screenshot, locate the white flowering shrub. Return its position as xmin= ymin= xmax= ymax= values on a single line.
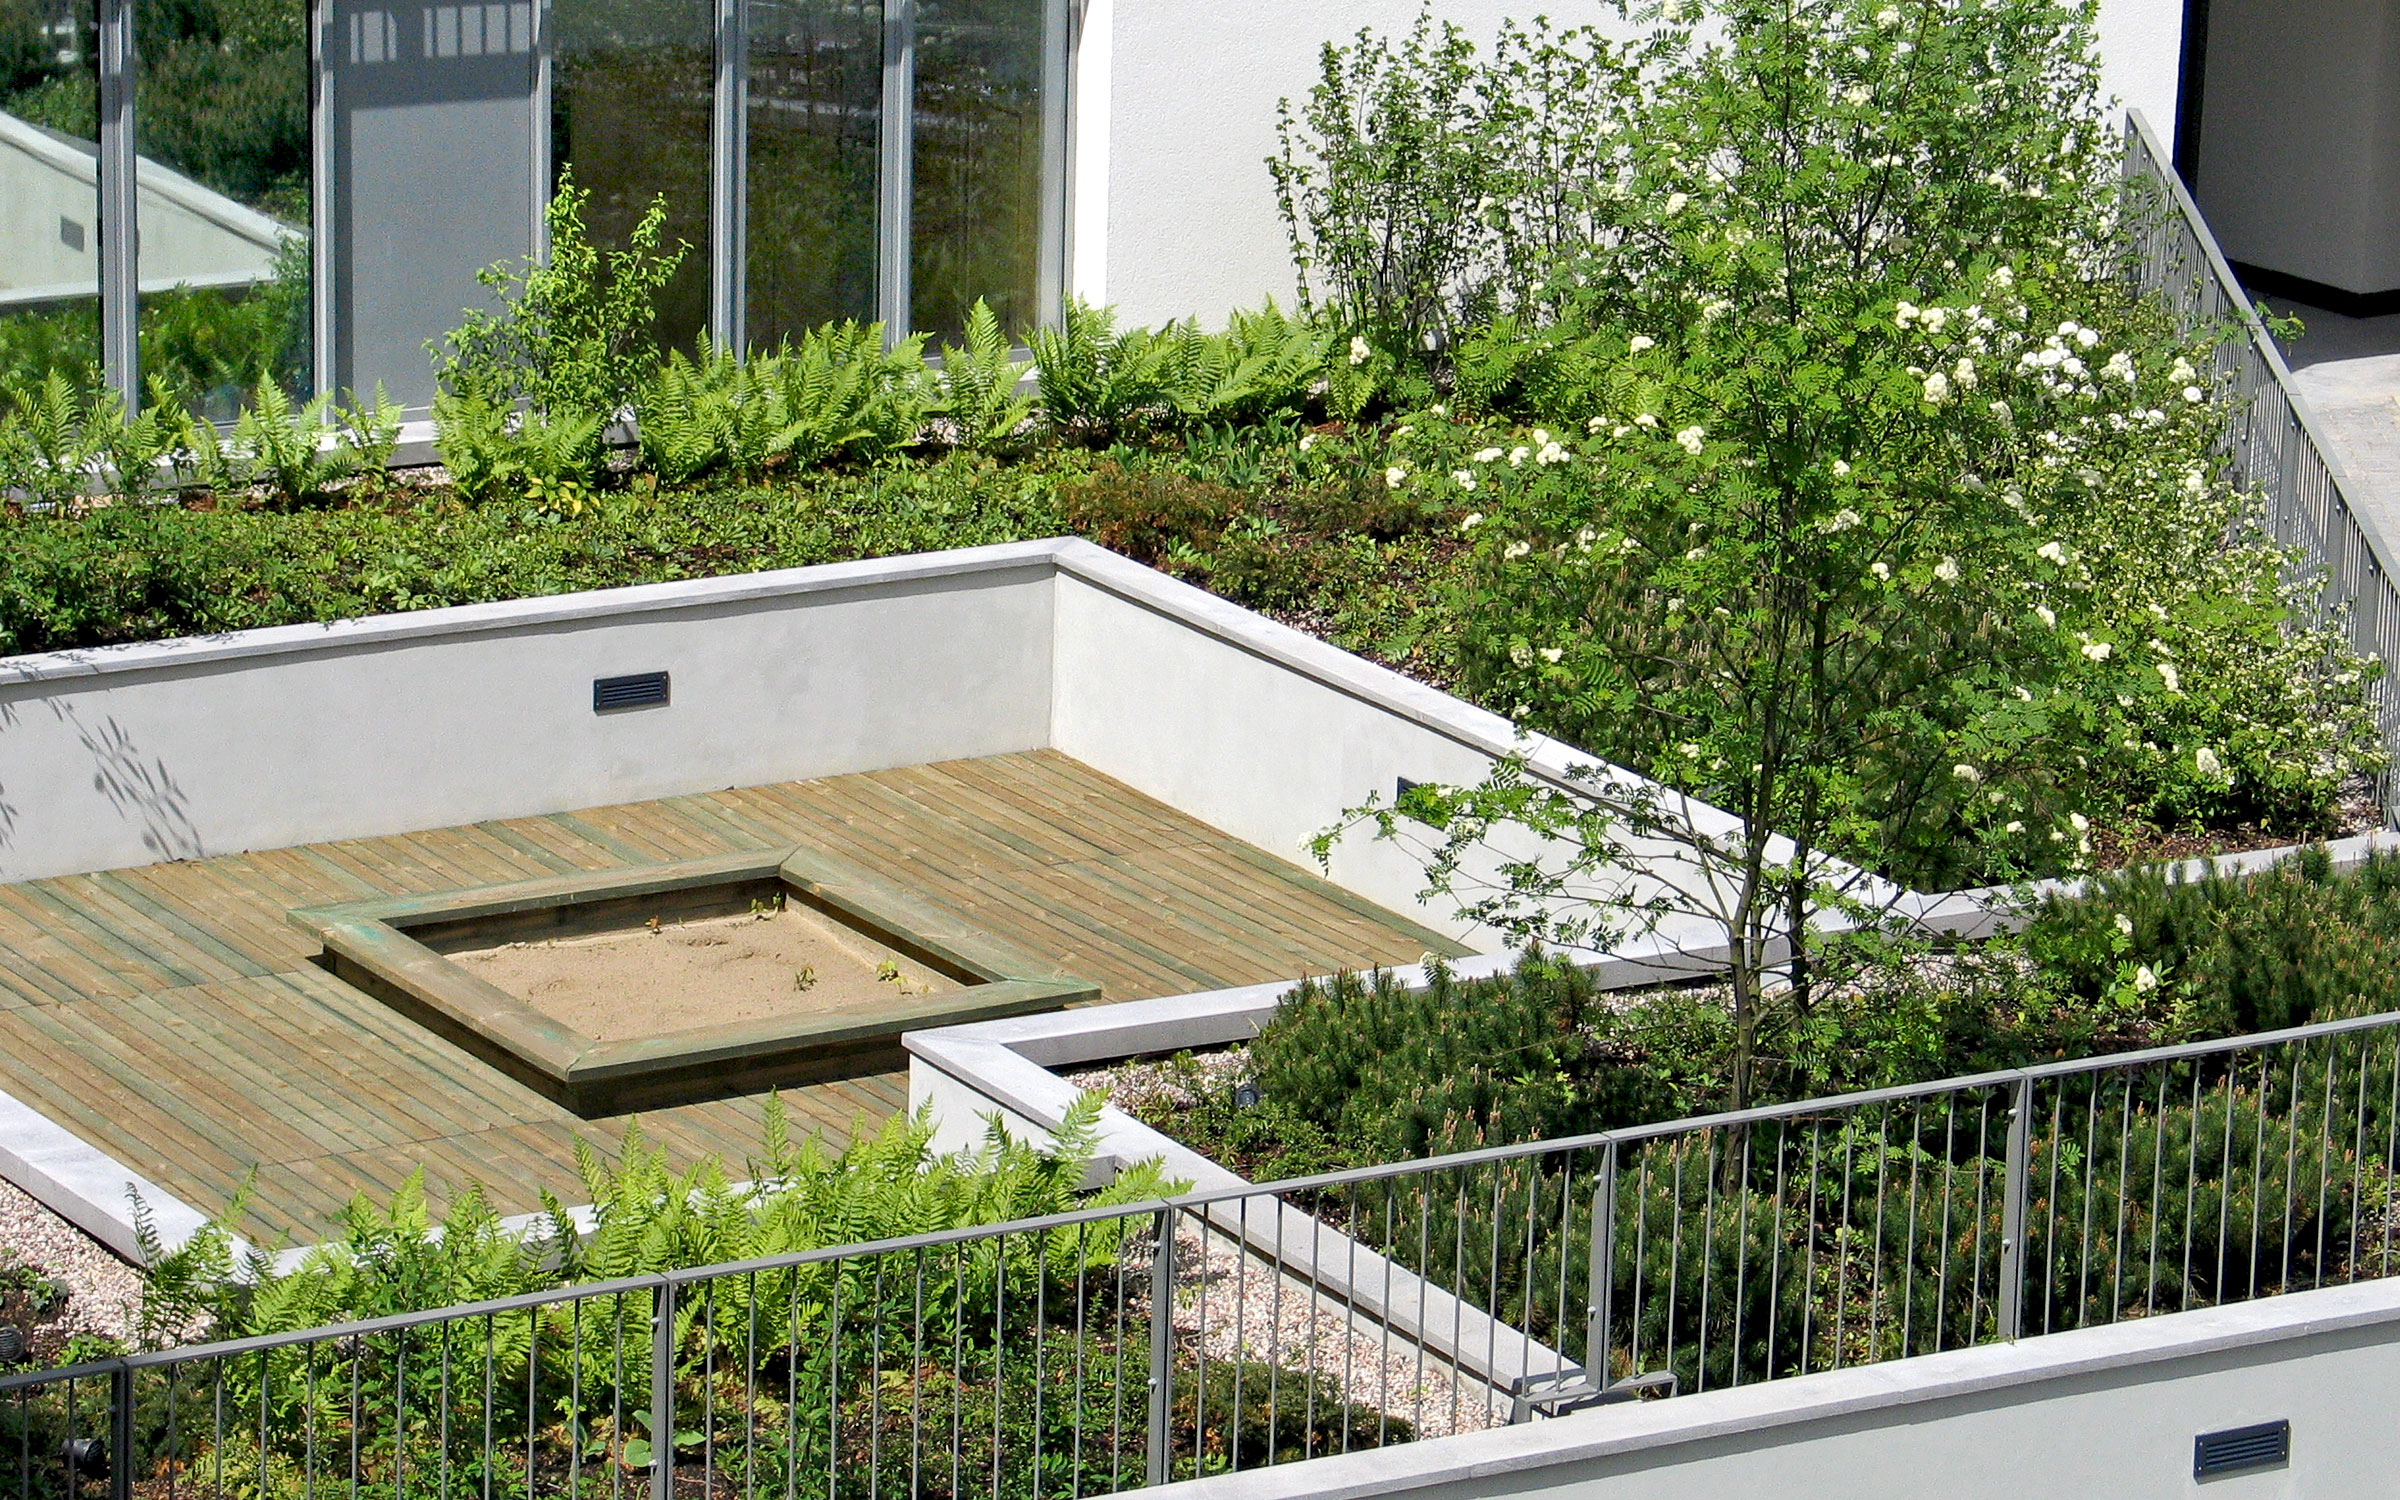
xmin=1309 ymin=0 xmax=2383 ymax=1109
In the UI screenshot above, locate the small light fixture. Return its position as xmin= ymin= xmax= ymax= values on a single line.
xmin=1233 ymin=1081 xmax=1262 ymax=1110
xmin=593 ymin=671 xmax=671 ymax=713
xmin=60 ymin=1436 xmax=109 ymax=1480
xmin=2194 ymin=1420 xmax=2288 ymax=1479
xmin=0 ymin=1321 xmax=23 ymax=1363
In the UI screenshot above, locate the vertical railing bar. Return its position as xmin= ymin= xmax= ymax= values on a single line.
xmin=1144 ymin=1208 xmax=1175 ymax=1488
xmin=651 ymin=1279 xmax=674 ymax=1500
xmin=1587 ymin=1143 xmax=1616 ymax=1391
xmin=1765 ymin=1122 xmax=1788 ymax=1379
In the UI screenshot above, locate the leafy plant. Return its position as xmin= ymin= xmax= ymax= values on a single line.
xmin=434 ymin=168 xmax=689 ymax=424
xmin=637 ymin=324 xmax=937 ymax=487
xmin=1032 ymin=300 xmax=1177 ymax=446
xmin=433 ymin=387 xmax=603 ymax=509
xmin=1159 ymin=303 xmax=1330 ymax=427
xmin=337 ymin=383 xmax=406 ymax=485
xmin=936 ymin=298 xmax=1036 ymax=452
xmin=1269 ymin=11 xmax=1502 ymax=363
xmin=229 ymin=377 xmax=358 ymax=507
xmin=0 ymin=370 xmax=102 ymax=514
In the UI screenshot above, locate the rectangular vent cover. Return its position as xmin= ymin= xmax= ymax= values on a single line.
xmin=593 ymin=671 xmax=670 ymax=712
xmin=2194 ymin=1420 xmax=2288 ymax=1478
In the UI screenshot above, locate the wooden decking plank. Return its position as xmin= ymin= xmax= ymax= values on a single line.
xmin=556 ymin=802 xmax=719 ymax=863
xmin=0 ymin=882 xmax=177 ymax=994
xmin=8 ymin=880 xmax=216 ymax=989
xmin=888 ymin=759 xmax=1155 ymax=866
xmin=541 ymin=811 xmax=672 ymax=865
xmin=463 ymin=820 xmax=590 ymax=876
xmin=943 ymin=754 xmax=1205 ymax=857
xmin=819 ymin=769 xmax=1093 ymax=872
xmin=647 ymin=795 xmax=788 ymax=856
xmin=487 ymin=813 xmax=644 ymax=872
xmin=76 ymin=872 xmax=275 ymax=981
xmin=983 ymin=752 xmax=1217 ymax=852
xmin=0 ymin=1004 xmax=274 ymax=1188
xmin=106 ymin=864 xmax=313 ymax=972
xmin=1205 ymin=837 xmax=1472 ymax=957
xmin=387 ymin=828 xmax=545 ymax=890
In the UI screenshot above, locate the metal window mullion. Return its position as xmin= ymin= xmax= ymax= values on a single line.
xmin=1033 ymin=0 xmax=1069 ymax=329
xmin=709 ymin=0 xmax=745 ymax=351
xmin=96 ymin=0 xmax=138 ymax=408
xmin=531 ymin=0 xmax=554 ymax=262
xmin=309 ymin=0 xmax=334 ymax=399
xmin=875 ymin=0 xmax=913 ymax=341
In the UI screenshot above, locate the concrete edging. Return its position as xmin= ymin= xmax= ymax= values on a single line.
xmin=1137 ymin=1275 xmax=2400 ymax=1498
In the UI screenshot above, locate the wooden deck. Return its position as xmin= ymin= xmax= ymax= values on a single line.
xmin=0 ymin=751 xmax=1465 ymax=1242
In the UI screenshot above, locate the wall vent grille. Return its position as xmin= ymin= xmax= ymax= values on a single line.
xmin=593 ymin=672 xmax=670 ymax=712
xmin=2194 ymin=1420 xmax=2288 ymax=1478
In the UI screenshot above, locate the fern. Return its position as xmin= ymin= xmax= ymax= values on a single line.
xmin=0 ymin=370 xmax=101 ymax=513
xmin=83 ymin=379 xmax=182 ymax=499
xmin=936 ymin=299 xmax=1035 ymax=452
xmin=436 ymin=388 xmax=602 ymax=508
xmin=232 ymin=377 xmax=360 ymax=507
xmin=338 ymin=383 xmax=407 ymax=483
xmin=141 ymin=1093 xmax=1179 ymax=1341
xmin=1032 ymin=300 xmax=1177 ymax=446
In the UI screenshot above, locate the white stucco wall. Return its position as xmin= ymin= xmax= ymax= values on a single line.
xmin=1152 ymin=1276 xmax=2400 ymax=1500
xmin=1084 ymin=0 xmax=1547 ymax=326
xmin=0 ymin=548 xmax=1056 ymax=882
xmin=1083 ymin=1 xmax=2195 ymax=326
xmin=2194 ymin=0 xmax=2400 ymax=295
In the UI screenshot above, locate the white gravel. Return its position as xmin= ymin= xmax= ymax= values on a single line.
xmin=0 ymin=1175 xmax=143 ymax=1360
xmin=1154 ymin=1223 xmax=1507 ymax=1444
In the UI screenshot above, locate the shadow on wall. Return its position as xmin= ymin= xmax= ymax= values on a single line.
xmin=20 ymin=698 xmax=203 ymax=862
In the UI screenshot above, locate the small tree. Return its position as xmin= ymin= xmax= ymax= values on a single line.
xmin=1312 ymin=0 xmax=2382 ymax=1113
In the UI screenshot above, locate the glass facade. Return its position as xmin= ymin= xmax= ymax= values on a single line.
xmin=553 ymin=0 xmax=713 ymax=356
xmin=911 ymin=0 xmax=1041 ymax=343
xmin=744 ymin=0 xmax=879 ymax=348
xmin=0 ymin=0 xmax=101 ymax=397
xmin=134 ymin=0 xmax=312 ymax=415
xmin=17 ymin=0 xmax=1063 ymax=416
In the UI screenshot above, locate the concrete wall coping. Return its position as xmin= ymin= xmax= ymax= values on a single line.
xmin=1143 ymin=1276 xmax=2400 ymax=1499
xmin=0 ymin=538 xmax=1071 ymax=685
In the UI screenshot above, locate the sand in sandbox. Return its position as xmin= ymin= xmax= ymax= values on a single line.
xmin=450 ymin=903 xmax=962 ymax=1040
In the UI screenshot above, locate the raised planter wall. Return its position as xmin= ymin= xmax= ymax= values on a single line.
xmin=0 ymin=547 xmax=1059 ymax=883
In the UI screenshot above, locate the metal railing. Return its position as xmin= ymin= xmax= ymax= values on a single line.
xmin=2124 ymin=110 xmax=2400 ymax=823
xmin=9 ymin=118 xmax=2400 ymax=1500
xmin=12 ymin=1002 xmax=2400 ymax=1498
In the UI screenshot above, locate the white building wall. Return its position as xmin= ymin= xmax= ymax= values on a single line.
xmin=0 ymin=550 xmax=1056 ymax=883
xmin=1082 ymin=0 xmax=2194 ymax=327
xmin=2195 ymin=0 xmax=2400 ymax=296
xmin=1150 ymin=1276 xmax=2400 ymax=1500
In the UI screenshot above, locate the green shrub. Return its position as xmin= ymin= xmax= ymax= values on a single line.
xmin=1058 ymin=460 xmax=1244 ymax=568
xmin=637 ymin=324 xmax=937 ymax=487
xmin=935 ymin=298 xmax=1036 ymax=452
xmin=93 ymin=1099 xmax=1429 ymax=1500
xmin=1032 ymin=301 xmax=1177 ymax=446
xmin=2017 ymin=847 xmax=2400 ymax=1037
xmin=433 ymin=387 xmax=605 ymax=509
xmin=434 ymin=169 xmax=688 ymax=422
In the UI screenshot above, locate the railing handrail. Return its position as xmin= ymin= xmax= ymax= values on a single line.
xmin=11 ymin=993 xmax=2398 ymax=1396
xmin=2123 ymin=112 xmax=2393 ymax=573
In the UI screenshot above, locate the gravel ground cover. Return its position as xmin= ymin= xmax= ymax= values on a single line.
xmin=0 ymin=1176 xmax=142 ymax=1363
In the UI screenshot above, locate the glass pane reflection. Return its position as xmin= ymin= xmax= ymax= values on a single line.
xmin=134 ymin=0 xmax=312 ymax=415
xmin=0 ymin=0 xmax=102 ymax=399
xmin=554 ymin=0 xmax=712 ymax=358
xmin=744 ymin=0 xmax=878 ymax=349
xmin=911 ymin=0 xmax=1041 ymax=344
